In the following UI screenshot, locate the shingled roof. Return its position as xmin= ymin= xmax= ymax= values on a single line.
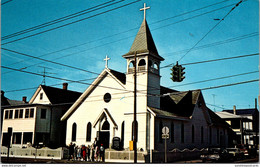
xmin=109 ymin=69 xmax=126 ymax=85
xmin=159 ymin=89 xmax=201 ymax=118
xmin=123 ymin=19 xmax=164 ymax=60
xmin=41 ymin=85 xmax=82 ymax=105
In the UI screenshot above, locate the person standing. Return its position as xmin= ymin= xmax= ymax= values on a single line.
xmin=95 ymin=145 xmax=99 ymax=162
xmin=91 ymin=144 xmax=95 ymax=162
xmin=68 ymin=142 xmax=74 ymax=161
xmin=82 ymin=145 xmax=86 ymax=161
xmin=100 ymin=144 xmax=105 ymax=162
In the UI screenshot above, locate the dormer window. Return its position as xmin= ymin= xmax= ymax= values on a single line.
xmin=40 ymin=93 xmax=43 ymax=100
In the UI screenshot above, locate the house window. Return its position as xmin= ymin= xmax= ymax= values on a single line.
xmin=201 ymin=126 xmax=204 ymax=143
xmin=12 ymin=133 xmax=22 ymax=144
xmin=23 ymin=132 xmax=33 ymax=144
xmin=25 ymin=109 xmax=30 ymax=118
xmin=192 ymin=125 xmax=195 ymax=143
xmin=30 ymin=108 xmax=34 ymax=118
xmin=4 ymin=110 xmax=9 ymax=119
xmin=41 ymin=109 xmax=47 ymax=119
xmin=86 ymin=122 xmax=92 ymax=142
xmin=171 ymin=122 xmax=174 ymax=143
xmin=72 ymin=123 xmax=77 ymax=142
xmin=15 ymin=110 xmax=19 ymax=119
xmin=181 ymin=123 xmax=184 ymax=143
xmin=9 ymin=110 xmax=13 ymax=119
xmin=132 ymin=121 xmax=138 ymax=142
xmin=40 ymin=93 xmax=43 ymax=100
xmin=19 ymin=109 xmax=23 ymax=118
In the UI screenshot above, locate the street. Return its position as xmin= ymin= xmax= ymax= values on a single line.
xmin=1 ymin=156 xmax=259 ymax=164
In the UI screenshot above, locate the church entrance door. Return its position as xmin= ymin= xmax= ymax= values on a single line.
xmin=98 ymin=131 xmax=110 ymax=149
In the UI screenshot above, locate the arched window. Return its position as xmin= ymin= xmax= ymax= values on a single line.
xmin=209 ymin=127 xmax=212 ymax=144
xmin=181 ymin=123 xmax=184 ymax=143
xmin=154 ymin=62 xmax=159 ymax=70
xmin=72 ymin=123 xmax=77 ymax=142
xmin=192 ymin=125 xmax=195 ymax=143
xmin=121 ymin=121 xmax=125 ymax=147
xmin=86 ymin=122 xmax=92 ymax=142
xmin=132 ymin=120 xmax=138 ymax=142
xmin=129 ymin=60 xmax=135 ymax=68
xmin=201 ymin=126 xmax=204 ymax=143
xmin=138 ymin=59 xmax=146 ymax=66
xmin=102 ymin=120 xmax=110 ymax=130
xmin=171 ymin=122 xmax=174 ymax=143
xmin=159 ymin=121 xmax=163 ymax=143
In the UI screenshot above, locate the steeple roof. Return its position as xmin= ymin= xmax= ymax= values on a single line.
xmin=123 ymin=19 xmax=164 ymax=60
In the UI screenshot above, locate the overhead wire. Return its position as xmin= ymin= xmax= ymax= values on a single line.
xmin=161 ymin=53 xmax=259 ymax=68
xmin=3 ymin=1 xmax=242 ymax=68
xmin=178 ymin=0 xmax=244 ymax=62
xmin=1 ymin=0 xmax=122 ymax=40
xmin=1 ymin=0 xmax=141 ymax=45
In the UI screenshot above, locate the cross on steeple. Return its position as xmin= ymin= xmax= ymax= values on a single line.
xmin=104 ymin=55 xmax=110 ymax=68
xmin=140 ymin=3 xmax=150 ymax=20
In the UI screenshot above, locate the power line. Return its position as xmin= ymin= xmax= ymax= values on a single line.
xmin=2 ymin=0 xmax=121 ymax=40
xmin=162 ymin=32 xmax=258 ymax=57
xmin=1 ymin=65 xmax=133 ymax=93
xmin=200 ymin=79 xmax=258 ymax=91
xmin=178 ymin=0 xmax=244 ymax=62
xmin=2 ymin=0 xmax=230 ymax=40
xmin=1 ymin=0 xmax=13 ymax=5
xmin=170 ymin=71 xmax=258 ymax=88
xmin=1 ymin=0 xmax=141 ymax=45
xmin=161 ymin=53 xmax=259 ymax=68
xmin=3 ymin=1 xmax=240 ymax=68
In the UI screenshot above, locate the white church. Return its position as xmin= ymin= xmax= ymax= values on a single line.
xmin=61 ymin=4 xmax=231 ymax=155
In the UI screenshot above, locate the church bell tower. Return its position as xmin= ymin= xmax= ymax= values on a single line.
xmin=122 ymin=5 xmax=164 ymax=109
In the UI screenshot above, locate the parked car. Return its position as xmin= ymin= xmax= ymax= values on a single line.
xmin=236 ymin=144 xmax=249 ymax=157
xmin=200 ymin=148 xmax=232 ymax=162
xmin=226 ymin=148 xmax=244 ymax=161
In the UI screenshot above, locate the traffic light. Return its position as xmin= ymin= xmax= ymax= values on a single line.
xmin=171 ymin=64 xmax=179 ymax=82
xmin=178 ymin=65 xmax=185 ymax=82
xmin=171 ymin=62 xmax=185 ymax=82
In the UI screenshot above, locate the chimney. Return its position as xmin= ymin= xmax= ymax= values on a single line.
xmin=22 ymin=96 xmax=27 ymax=103
xmin=233 ymin=105 xmax=236 ymax=115
xmin=63 ymin=83 xmax=68 ymax=90
xmin=1 ymin=91 xmax=5 ymax=96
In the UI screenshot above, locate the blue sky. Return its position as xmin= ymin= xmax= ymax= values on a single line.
xmin=1 ymin=0 xmax=259 ymax=111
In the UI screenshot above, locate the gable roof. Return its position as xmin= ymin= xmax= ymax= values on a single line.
xmin=61 ymin=68 xmax=126 ymax=121
xmin=109 ymin=69 xmax=126 ymax=85
xmin=40 ymin=85 xmax=82 ymax=105
xmin=159 ymin=89 xmax=201 ymax=117
xmin=123 ymin=19 xmax=164 ymax=60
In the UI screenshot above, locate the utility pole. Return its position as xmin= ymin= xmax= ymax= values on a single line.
xmin=133 ymin=51 xmax=137 ymax=163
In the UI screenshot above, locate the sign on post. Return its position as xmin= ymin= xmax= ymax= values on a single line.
xmin=162 ymin=126 xmax=169 ymax=139
xmin=162 ymin=126 xmax=169 ymax=163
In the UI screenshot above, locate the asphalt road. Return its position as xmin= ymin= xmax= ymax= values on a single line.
xmin=1 ymin=157 xmax=259 ymax=164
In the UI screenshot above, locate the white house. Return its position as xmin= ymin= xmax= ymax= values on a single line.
xmin=1 ymin=83 xmax=81 ymax=148
xmin=61 ymin=16 xmax=231 ymax=152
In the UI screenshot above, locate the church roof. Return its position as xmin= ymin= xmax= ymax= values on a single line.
xmin=109 ymin=69 xmax=126 ymax=85
xmin=160 ymin=89 xmax=201 ymax=118
xmin=41 ymin=85 xmax=82 ymax=105
xmin=123 ymin=19 xmax=164 ymax=60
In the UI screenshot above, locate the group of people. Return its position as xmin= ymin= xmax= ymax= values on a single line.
xmin=68 ymin=138 xmax=105 ymax=162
